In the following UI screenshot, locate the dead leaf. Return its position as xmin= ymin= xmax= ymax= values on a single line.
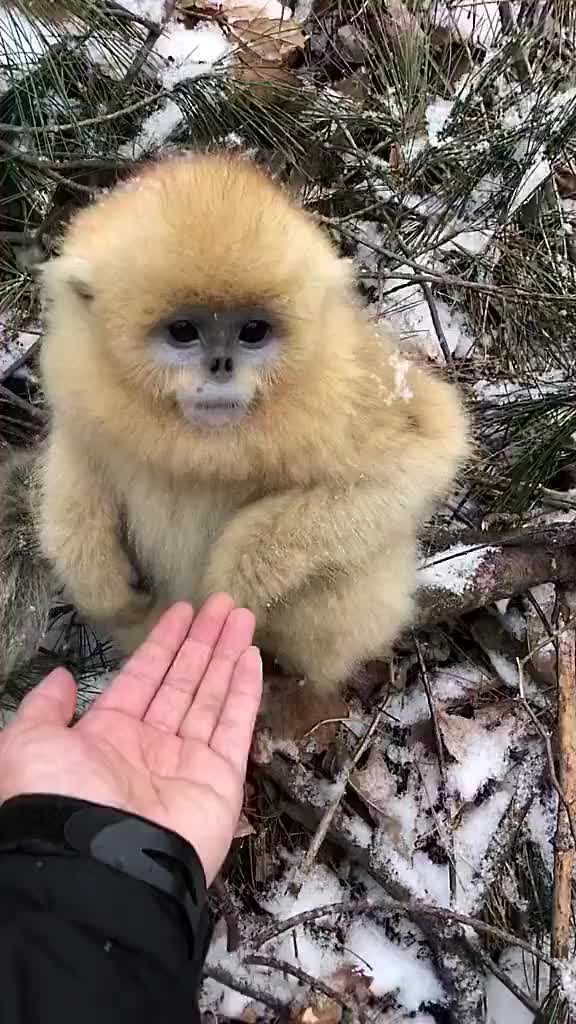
xmin=329 ymin=964 xmax=373 ymax=1003
xmin=233 ymin=16 xmax=306 ymax=62
xmin=240 ymin=1009 xmax=261 ymax=1022
xmin=555 ymin=163 xmax=576 ymax=199
xmin=389 ymin=142 xmax=404 ymax=172
xmin=296 ymin=995 xmax=342 ymax=1024
xmin=234 ymin=811 xmax=255 ymax=838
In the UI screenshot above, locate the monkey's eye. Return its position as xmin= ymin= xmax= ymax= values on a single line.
xmin=238 ymin=320 xmax=271 ymax=346
xmin=167 ymin=320 xmax=200 ymax=346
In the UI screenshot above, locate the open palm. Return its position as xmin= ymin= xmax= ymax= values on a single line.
xmin=0 ymin=596 xmax=261 ymax=885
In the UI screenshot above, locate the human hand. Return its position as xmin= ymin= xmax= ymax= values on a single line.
xmin=0 ymin=595 xmax=261 ymax=885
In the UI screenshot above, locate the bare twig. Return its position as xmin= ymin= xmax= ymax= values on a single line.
xmin=294 ymin=704 xmax=385 ymax=890
xmin=466 ymin=751 xmax=546 ymax=916
xmin=0 ymin=139 xmax=127 ymax=175
xmin=0 ymin=384 xmax=45 ymax=424
xmin=0 ymin=92 xmax=167 ymax=135
xmin=203 ymin=965 xmax=287 ymax=1012
xmin=123 ymin=0 xmax=177 ymax=88
xmin=517 ymin=649 xmax=576 ymax=849
xmin=472 ymin=942 xmax=540 ymax=1015
xmin=318 ymin=218 xmax=576 ymax=305
xmin=211 ymin=876 xmax=242 ymax=953
xmin=245 ymin=955 xmax=367 ymax=1021
xmin=414 ymin=635 xmax=456 ymax=900
xmin=254 ymin=897 xmax=557 ymax=969
xmin=375 ymin=207 xmax=452 ymax=362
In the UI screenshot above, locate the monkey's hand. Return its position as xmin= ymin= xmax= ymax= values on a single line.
xmin=202 ymin=504 xmax=309 ymax=616
xmin=38 ymin=428 xmax=153 ymax=629
xmin=202 ymin=485 xmax=387 ymax=617
xmin=66 ymin=561 xmax=152 ymax=629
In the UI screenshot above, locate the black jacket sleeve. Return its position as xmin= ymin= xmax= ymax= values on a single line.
xmin=0 ymin=796 xmax=212 ymax=1024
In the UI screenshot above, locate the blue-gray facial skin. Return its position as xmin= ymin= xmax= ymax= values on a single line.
xmin=150 ymin=306 xmax=282 ymax=426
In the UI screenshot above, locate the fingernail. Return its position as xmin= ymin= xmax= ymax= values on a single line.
xmin=247 ymin=646 xmax=263 ymax=678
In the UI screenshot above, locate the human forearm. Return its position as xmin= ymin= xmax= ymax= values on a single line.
xmin=0 ymin=794 xmax=211 ymax=1024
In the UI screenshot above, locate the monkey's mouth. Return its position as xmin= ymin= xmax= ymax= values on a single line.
xmin=178 ymin=394 xmax=249 ymax=426
xmin=195 ymin=400 xmax=242 ymax=411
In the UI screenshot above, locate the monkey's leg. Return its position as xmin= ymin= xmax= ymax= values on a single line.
xmin=38 ymin=429 xmax=152 ymax=630
xmin=258 ymin=541 xmax=416 ymax=738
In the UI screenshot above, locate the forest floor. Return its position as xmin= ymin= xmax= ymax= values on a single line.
xmin=2 ymin=1 xmax=576 ymax=1021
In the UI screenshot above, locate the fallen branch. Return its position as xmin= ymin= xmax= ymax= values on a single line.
xmin=254 ymin=894 xmax=557 ymax=971
xmin=0 ymin=383 xmax=46 ymax=424
xmin=416 ymin=538 xmax=576 ymax=628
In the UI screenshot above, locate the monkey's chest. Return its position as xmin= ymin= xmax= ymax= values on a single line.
xmin=121 ymin=476 xmax=241 ymax=603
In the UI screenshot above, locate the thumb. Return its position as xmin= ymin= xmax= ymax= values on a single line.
xmin=16 ymin=668 xmax=77 ymax=727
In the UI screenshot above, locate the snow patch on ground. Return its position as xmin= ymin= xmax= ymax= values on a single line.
xmin=153 ymin=22 xmax=231 ymax=88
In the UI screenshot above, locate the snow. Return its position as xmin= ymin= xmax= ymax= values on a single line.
xmin=118 ymin=0 xmax=166 ymax=22
xmin=0 ymin=326 xmax=38 ymax=381
xmin=425 ymin=97 xmax=454 ymax=146
xmin=486 ymin=650 xmax=520 ymax=688
xmin=153 ymin=22 xmax=231 ymax=89
xmin=559 ymin=959 xmax=576 ymax=1011
xmin=261 ymin=864 xmax=345 ymax=921
xmin=386 ymin=663 xmax=490 ymax=726
xmin=454 ymin=788 xmax=512 ymax=910
xmin=443 ymin=713 xmax=516 ymax=801
xmin=431 ymin=0 xmax=503 ymax=48
xmin=121 ymin=98 xmax=183 ymax=157
xmin=486 ymin=946 xmax=549 ymax=1023
xmin=527 ymin=794 xmax=557 ymax=874
xmin=508 ymin=152 xmax=551 ymax=217
xmin=0 ymin=8 xmax=59 ymax=72
xmin=417 ymin=543 xmax=497 ymax=596
xmin=381 ymin=269 xmax=477 ymax=361
xmin=346 ymin=920 xmax=446 ymax=1010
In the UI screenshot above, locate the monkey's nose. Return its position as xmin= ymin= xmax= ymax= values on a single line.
xmin=209 ymin=356 xmax=234 ymax=377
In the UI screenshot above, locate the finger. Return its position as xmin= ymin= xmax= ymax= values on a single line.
xmin=143 ymin=594 xmax=237 ymax=733
xmin=209 ymin=646 xmax=263 ymax=774
xmin=90 ymin=603 xmax=195 ymax=719
xmin=16 ymin=668 xmax=77 ymax=727
xmin=179 ymin=608 xmax=256 ymax=743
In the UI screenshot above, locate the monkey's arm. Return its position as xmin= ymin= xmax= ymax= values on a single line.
xmin=203 ymin=478 xmax=427 ymax=617
xmin=204 ymin=368 xmax=469 ymax=616
xmin=38 ymin=426 xmax=151 ymax=626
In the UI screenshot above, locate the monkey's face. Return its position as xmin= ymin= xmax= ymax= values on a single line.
xmin=148 ymin=304 xmax=282 ymax=427
xmin=41 ymin=155 xmax=355 ymax=436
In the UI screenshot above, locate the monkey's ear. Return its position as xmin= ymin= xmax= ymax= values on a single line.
xmin=39 ymin=256 xmax=95 ymax=302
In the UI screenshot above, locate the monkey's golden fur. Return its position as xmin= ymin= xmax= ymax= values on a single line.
xmin=29 ymin=153 xmax=469 ymax=727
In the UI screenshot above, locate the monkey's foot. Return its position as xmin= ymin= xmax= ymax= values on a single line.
xmin=253 ymin=672 xmax=349 ymax=757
